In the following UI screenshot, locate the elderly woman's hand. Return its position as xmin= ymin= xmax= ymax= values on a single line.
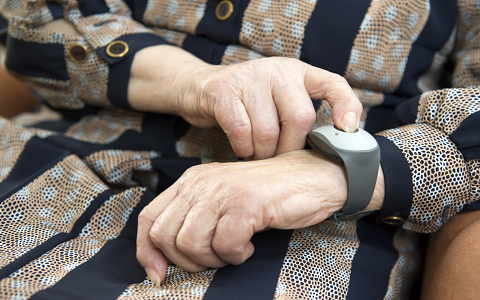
xmin=129 ymin=45 xmax=362 ymax=160
xmin=136 ymin=150 xmax=384 ymax=285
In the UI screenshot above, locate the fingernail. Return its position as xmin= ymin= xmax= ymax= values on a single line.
xmin=145 ymin=267 xmax=161 ymax=287
xmin=341 ymin=111 xmax=357 ymax=133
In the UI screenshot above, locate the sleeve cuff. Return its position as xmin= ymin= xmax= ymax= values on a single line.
xmin=99 ymin=33 xmax=170 ymax=110
xmin=374 ymin=135 xmax=413 ymax=225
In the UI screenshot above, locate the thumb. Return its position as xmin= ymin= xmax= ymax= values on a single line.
xmin=304 ymin=66 xmax=362 ymax=133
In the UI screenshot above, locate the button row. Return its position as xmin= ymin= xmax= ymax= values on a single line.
xmin=68 ymin=1 xmax=235 ymax=63
xmin=68 ymin=40 xmax=130 ymax=63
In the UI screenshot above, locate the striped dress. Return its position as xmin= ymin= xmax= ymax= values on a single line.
xmin=0 ymin=0 xmax=479 ymax=299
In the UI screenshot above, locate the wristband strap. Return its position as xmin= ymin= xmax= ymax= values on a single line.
xmin=307 ymin=125 xmax=380 ymax=222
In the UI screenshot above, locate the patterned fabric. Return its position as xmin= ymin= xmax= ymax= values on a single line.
xmin=274 ymin=222 xmax=359 ymax=300
xmin=345 ymin=0 xmax=431 ymax=93
xmin=240 ymin=0 xmax=316 ymax=58
xmin=0 ymin=0 xmax=480 ymax=299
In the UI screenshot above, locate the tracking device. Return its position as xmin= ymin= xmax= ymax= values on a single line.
xmin=307 ymin=125 xmax=380 ymax=222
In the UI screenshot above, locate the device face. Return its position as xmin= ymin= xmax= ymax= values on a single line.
xmin=308 ymin=125 xmax=378 ymax=152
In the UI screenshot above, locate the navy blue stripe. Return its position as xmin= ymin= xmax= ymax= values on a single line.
xmin=107 ymin=129 xmax=178 ymax=153
xmin=5 ymin=35 xmax=69 ymax=81
xmin=364 ymin=106 xmax=395 ymax=134
xmin=43 ymin=135 xmax=101 ymax=158
xmin=151 ymin=157 xmax=201 ymax=191
xmin=47 ymin=2 xmax=64 ymax=20
xmin=107 ymin=54 xmax=135 ymax=109
xmin=394 ymin=44 xmax=435 ymax=97
xmin=30 ymin=190 xmax=156 ymax=300
xmin=196 ymin=0 xmax=250 ymax=45
xmin=374 ymin=135 xmax=413 ymax=223
xmin=141 ymin=113 xmax=190 ymax=152
xmin=301 ymin=0 xmax=371 ymax=75
xmin=42 ymin=130 xmax=167 ymax=159
xmin=394 ymin=0 xmax=457 ymax=97
xmin=346 ymin=215 xmax=398 ymax=300
xmin=40 ymin=104 xmax=99 ymax=121
xmin=0 ymin=11 xmax=7 ymax=45
xmin=77 ymin=0 xmax=109 ymax=17
xmin=0 ymin=137 xmax=70 ymax=202
xmin=203 ymin=229 xmax=292 ymax=300
xmin=0 ymin=13 xmax=6 ymax=28
xmin=460 ymin=147 xmax=480 ymax=162
xmin=450 ymin=110 xmax=480 ymax=161
xmin=27 ymin=118 xmax=77 ymax=133
xmin=123 ymin=0 xmax=148 ymax=23
xmin=364 ymin=95 xmax=420 ymax=134
xmin=0 ymin=190 xmax=112 ymax=280
xmin=462 ymin=200 xmax=480 ymax=212
xmin=364 ymin=94 xmax=416 ymax=133
xmin=39 ymin=114 xmax=188 ymax=159
xmin=0 ymin=13 xmax=6 ymax=46
xmin=383 ymin=94 xmax=418 ymax=108
xmin=183 ymin=35 xmax=226 ymax=65
xmin=390 ymin=95 xmax=421 ymax=128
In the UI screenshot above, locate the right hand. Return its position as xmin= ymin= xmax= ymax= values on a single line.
xmin=129 ymin=46 xmax=362 ymax=160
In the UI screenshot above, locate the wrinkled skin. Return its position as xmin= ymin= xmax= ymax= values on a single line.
xmin=129 ymin=46 xmax=362 ymax=160
xmin=137 ymin=151 xmax=385 ymax=285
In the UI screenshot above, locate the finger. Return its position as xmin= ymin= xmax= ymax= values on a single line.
xmin=304 ymin=66 xmax=363 ymax=133
xmin=213 ymin=92 xmax=255 ymax=158
xmin=136 ymin=236 xmax=169 ymax=286
xmin=272 ymin=80 xmax=316 ymax=156
xmin=150 ymin=194 xmax=209 ymax=273
xmin=175 ymin=201 xmax=229 ymax=268
xmin=212 ymin=211 xmax=256 ymax=265
xmin=244 ymin=90 xmax=281 ymax=160
xmin=137 ymin=186 xmax=179 ymax=285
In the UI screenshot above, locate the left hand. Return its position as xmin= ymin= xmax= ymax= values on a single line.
xmin=136 ymin=150 xmax=384 ymax=285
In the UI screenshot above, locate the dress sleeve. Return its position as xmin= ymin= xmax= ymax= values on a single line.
xmin=1 ymin=0 xmax=169 ymax=111
xmin=375 ymin=0 xmax=480 ymax=233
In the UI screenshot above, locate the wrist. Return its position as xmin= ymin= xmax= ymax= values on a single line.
xmin=306 ymin=148 xmax=385 ymax=216
xmin=128 ymin=45 xmax=214 ymax=120
xmin=176 ymin=62 xmax=222 ymax=127
xmin=365 ymin=165 xmax=385 ymax=211
xmin=278 ymin=150 xmax=348 ymax=217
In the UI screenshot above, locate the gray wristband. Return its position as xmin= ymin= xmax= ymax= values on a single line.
xmin=307 ymin=125 xmax=380 ymax=222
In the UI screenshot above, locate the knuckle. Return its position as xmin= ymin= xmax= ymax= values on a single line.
xmin=138 ymin=207 xmax=148 ymax=223
xmin=149 ymin=225 xmax=173 ymax=248
xmin=229 ymin=120 xmax=251 ymax=137
xmin=328 ymin=72 xmax=349 ymax=86
xmin=183 ymin=165 xmax=202 ymax=177
xmin=138 ymin=205 xmax=154 ymax=224
xmin=294 ymin=109 xmax=316 ymax=130
xmin=256 ymin=126 xmax=280 ymax=143
xmin=213 ymin=242 xmax=247 ymax=264
xmin=181 ymin=165 xmax=207 ymax=184
xmin=175 ymin=235 xmax=193 ymax=254
xmin=213 ymin=242 xmax=238 ymax=257
xmin=180 ymin=242 xmax=214 ymax=259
